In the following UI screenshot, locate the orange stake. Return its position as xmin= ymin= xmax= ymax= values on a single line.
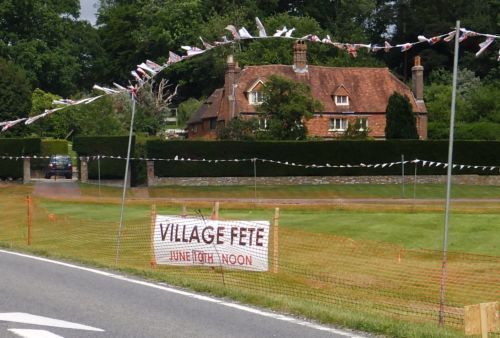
xmin=26 ymin=195 xmax=32 ymax=245
xmin=150 ymin=204 xmax=157 ymax=268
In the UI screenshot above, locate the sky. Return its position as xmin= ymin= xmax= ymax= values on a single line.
xmin=79 ymin=0 xmax=99 ymax=25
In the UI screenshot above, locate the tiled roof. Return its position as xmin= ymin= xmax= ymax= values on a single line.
xmin=233 ymin=65 xmax=426 ymax=114
xmin=187 ymin=88 xmax=223 ymax=124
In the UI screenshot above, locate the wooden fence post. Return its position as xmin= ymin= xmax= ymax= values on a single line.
xmin=150 ymin=204 xmax=157 ymax=268
xmin=464 ymin=301 xmax=499 ymax=337
xmin=211 ymin=201 xmax=219 ymax=220
xmin=272 ymin=207 xmax=279 ymax=273
xmin=181 ymin=205 xmax=187 ymax=218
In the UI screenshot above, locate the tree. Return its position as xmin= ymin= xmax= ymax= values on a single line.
xmin=0 ymin=58 xmax=32 ymax=136
xmin=341 ymin=118 xmax=370 ymax=140
xmin=259 ymin=75 xmax=321 ymax=140
xmin=177 ymin=98 xmax=202 ymax=127
xmin=217 ymin=117 xmax=260 ymax=141
xmin=385 ymin=92 xmax=418 ymax=139
xmin=0 ymin=0 xmax=105 ymax=96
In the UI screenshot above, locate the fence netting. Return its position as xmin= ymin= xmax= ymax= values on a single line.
xmin=1 ymin=191 xmax=497 ymax=332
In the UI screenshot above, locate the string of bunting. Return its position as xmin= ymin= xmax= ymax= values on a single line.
xmin=1 ymin=18 xmax=499 ymax=132
xmin=1 ymin=155 xmax=498 ymax=172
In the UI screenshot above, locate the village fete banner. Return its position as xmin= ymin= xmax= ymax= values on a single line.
xmin=154 ymin=215 xmax=270 ymax=271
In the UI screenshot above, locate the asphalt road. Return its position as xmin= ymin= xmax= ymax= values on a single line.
xmin=0 ymin=250 xmax=366 ymax=338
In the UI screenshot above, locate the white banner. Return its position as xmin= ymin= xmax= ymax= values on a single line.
xmin=154 ymin=215 xmax=270 ymax=271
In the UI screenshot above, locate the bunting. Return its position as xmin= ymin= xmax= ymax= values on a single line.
xmin=1 ymin=17 xmax=498 ymax=132
xmin=0 ymin=155 xmax=497 ymax=173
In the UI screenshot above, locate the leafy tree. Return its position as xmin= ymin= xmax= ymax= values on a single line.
xmin=27 ymin=88 xmax=61 ymax=137
xmin=177 ymin=98 xmax=202 ymax=127
xmin=0 ymin=58 xmax=32 ymax=136
xmin=259 ymin=75 xmax=321 ymax=140
xmin=0 ymin=0 xmax=105 ymax=96
xmin=385 ymin=92 xmax=418 ymax=139
xmin=217 ymin=117 xmax=260 ymax=140
xmin=341 ymin=118 xmax=370 ymax=140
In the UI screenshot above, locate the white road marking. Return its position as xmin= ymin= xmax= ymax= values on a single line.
xmin=0 ymin=313 xmax=103 ymax=332
xmin=0 ymin=249 xmax=366 ymax=337
xmin=8 ymin=329 xmax=64 ymax=338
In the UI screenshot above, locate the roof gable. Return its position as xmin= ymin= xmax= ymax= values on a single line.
xmin=246 ymin=78 xmax=265 ymax=93
xmin=232 ymin=65 xmax=425 ymax=114
xmin=333 ymin=85 xmax=350 ymax=96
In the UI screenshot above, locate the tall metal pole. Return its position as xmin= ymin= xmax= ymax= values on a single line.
xmin=98 ymin=155 xmax=101 ymax=197
xmin=439 ymin=20 xmax=460 ymax=327
xmin=253 ymin=158 xmax=257 ymax=203
xmin=401 ymin=154 xmax=405 ymax=198
xmin=116 ymin=94 xmax=136 ymax=265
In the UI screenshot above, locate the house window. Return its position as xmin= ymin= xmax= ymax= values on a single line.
xmin=249 ymin=91 xmax=264 ymax=105
xmin=335 ymin=95 xmax=349 ymax=106
xmin=357 ymin=118 xmax=368 ymax=131
xmin=209 ymin=118 xmax=217 ymax=130
xmin=258 ymin=118 xmax=268 ymax=130
xmin=329 ymin=118 xmax=348 ymax=131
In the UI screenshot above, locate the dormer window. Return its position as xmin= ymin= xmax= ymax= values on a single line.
xmin=332 ymin=84 xmax=350 ymax=107
xmin=335 ymin=95 xmax=349 ymax=106
xmin=246 ymin=78 xmax=265 ymax=105
xmin=249 ymin=91 xmax=264 ymax=105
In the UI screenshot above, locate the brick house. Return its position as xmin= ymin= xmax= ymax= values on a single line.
xmin=187 ymin=41 xmax=427 ymax=139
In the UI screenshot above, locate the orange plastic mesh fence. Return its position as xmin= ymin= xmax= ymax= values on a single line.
xmin=1 ymin=198 xmax=497 ymax=330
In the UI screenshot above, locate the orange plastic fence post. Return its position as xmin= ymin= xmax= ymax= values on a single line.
xmin=26 ymin=195 xmax=32 ymax=245
xmin=272 ymin=207 xmax=279 ymax=273
xmin=150 ymin=203 xmax=157 ymax=268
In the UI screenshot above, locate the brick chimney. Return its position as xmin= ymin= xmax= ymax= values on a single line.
xmin=224 ymin=55 xmax=240 ymax=121
xmin=411 ymin=56 xmax=424 ymax=101
xmin=293 ymin=40 xmax=308 ymax=73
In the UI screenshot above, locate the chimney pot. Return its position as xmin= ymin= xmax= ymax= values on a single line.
xmin=293 ymin=40 xmax=308 ymax=73
xmin=412 ymin=56 xmax=424 ymax=101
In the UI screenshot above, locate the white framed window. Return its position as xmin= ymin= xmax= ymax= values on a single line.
xmin=329 ymin=118 xmax=348 ymax=131
xmin=249 ymin=91 xmax=264 ymax=105
xmin=357 ymin=118 xmax=368 ymax=131
xmin=258 ymin=117 xmax=268 ymax=130
xmin=335 ymin=95 xmax=349 ymax=106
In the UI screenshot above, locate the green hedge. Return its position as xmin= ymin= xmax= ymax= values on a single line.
xmin=429 ymin=122 xmax=500 ymax=140
xmin=31 ymin=139 xmax=70 ymax=172
xmin=0 ymin=138 xmax=41 ymax=179
xmin=147 ymin=140 xmax=500 ymax=177
xmin=41 ymin=139 xmax=68 ymax=155
xmin=73 ymin=136 xmax=135 ymax=180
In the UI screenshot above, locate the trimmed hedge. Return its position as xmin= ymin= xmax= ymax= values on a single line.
xmin=147 ymin=140 xmax=500 ymax=177
xmin=429 ymin=122 xmax=500 ymax=140
xmin=73 ymin=136 xmax=135 ymax=180
xmin=31 ymin=139 xmax=70 ymax=172
xmin=41 ymin=139 xmax=68 ymax=155
xmin=0 ymin=138 xmax=41 ymax=179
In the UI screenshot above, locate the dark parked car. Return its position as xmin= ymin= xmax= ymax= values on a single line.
xmin=45 ymin=155 xmax=73 ymax=179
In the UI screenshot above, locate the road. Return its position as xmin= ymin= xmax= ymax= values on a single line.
xmin=0 ymin=250 xmax=366 ymax=338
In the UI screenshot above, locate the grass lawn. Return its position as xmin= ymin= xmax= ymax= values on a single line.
xmin=33 ymin=196 xmax=500 ymax=255
xmin=147 ymin=183 xmax=500 ymax=199
xmin=76 ymin=182 xmax=500 ymax=200
xmin=1 ymin=182 xmax=498 ymax=338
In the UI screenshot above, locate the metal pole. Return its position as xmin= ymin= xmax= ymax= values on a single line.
xmin=439 ymin=20 xmax=460 ymax=327
xmin=116 ymin=95 xmax=136 ymax=265
xmin=98 ymin=155 xmax=101 ymax=197
xmin=401 ymin=154 xmax=405 ymax=198
xmin=253 ymin=158 xmax=257 ymax=203
xmin=413 ymin=163 xmax=417 ymax=201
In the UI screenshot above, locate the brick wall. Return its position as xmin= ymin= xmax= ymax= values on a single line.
xmin=306 ymin=113 xmax=426 ymax=140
